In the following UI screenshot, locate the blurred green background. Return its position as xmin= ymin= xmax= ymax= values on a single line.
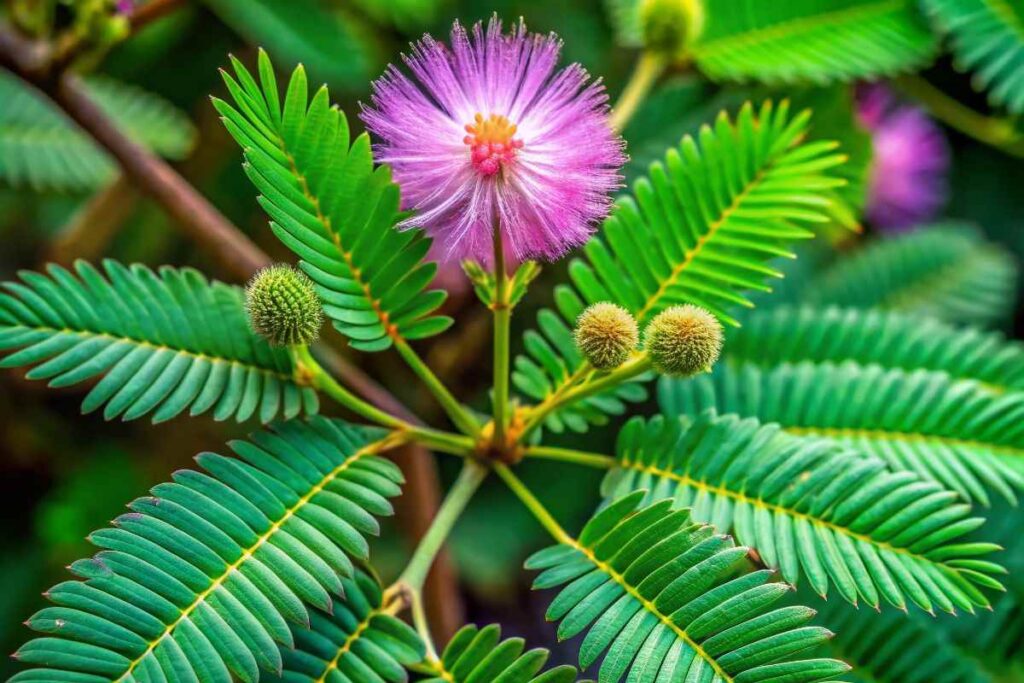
xmin=1 ymin=0 xmax=1023 ymax=678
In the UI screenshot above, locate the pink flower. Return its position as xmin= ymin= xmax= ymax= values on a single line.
xmin=362 ymin=16 xmax=626 ymax=266
xmin=856 ymin=83 xmax=950 ymax=232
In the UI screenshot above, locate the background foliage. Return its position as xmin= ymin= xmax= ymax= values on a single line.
xmin=0 ymin=0 xmax=1023 ymax=681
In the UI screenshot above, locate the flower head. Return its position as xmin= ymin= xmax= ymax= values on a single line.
xmin=246 ymin=265 xmax=323 ymax=347
xmin=362 ymin=15 xmax=626 ymax=266
xmin=644 ymin=305 xmax=723 ymax=377
xmin=856 ymin=83 xmax=949 ymax=232
xmin=575 ymin=302 xmax=639 ymax=370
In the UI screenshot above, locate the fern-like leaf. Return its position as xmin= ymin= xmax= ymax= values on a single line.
xmin=813 ymin=598 xmax=993 ymax=683
xmin=925 ymin=0 xmax=1024 ymax=113
xmin=803 ymin=223 xmax=1019 ymax=327
xmin=11 ymin=418 xmax=402 ymax=683
xmin=603 ymin=411 xmax=1005 ymax=613
xmin=0 ymin=260 xmax=318 ymax=424
xmin=526 ymin=492 xmax=851 ymax=682
xmin=727 ymin=306 xmax=1024 ymax=393
xmin=214 ymin=50 xmax=450 ymax=353
xmin=0 ymin=72 xmax=196 ymax=192
xmin=692 ymin=0 xmax=938 ymax=84
xmin=267 ymin=571 xmax=424 ymax=682
xmin=515 ymin=100 xmax=847 ymax=434
xmin=420 ymin=624 xmax=577 ymax=683
xmin=660 ymin=361 xmax=1024 ymax=505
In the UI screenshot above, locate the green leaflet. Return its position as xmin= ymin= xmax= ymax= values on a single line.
xmin=659 ymin=361 xmax=1024 ymax=506
xmin=925 ymin=0 xmax=1024 ymax=113
xmin=0 ymin=72 xmax=196 ymax=192
xmin=515 ymin=100 xmax=847 ymax=434
xmin=803 ymin=223 xmax=1019 ymax=328
xmin=420 ymin=624 xmax=577 ymax=683
xmin=0 ymin=260 xmax=318 ymax=424
xmin=266 ymin=571 xmax=424 ymax=682
xmin=200 ymin=0 xmax=372 ymax=85
xmin=214 ymin=50 xmax=451 ymax=353
xmin=812 ymin=597 xmax=993 ymax=683
xmin=526 ymin=492 xmax=851 ymax=683
xmin=11 ymin=418 xmax=402 ymax=683
xmin=693 ymin=0 xmax=938 ymax=84
xmin=726 ymin=306 xmax=1024 ymax=393
xmin=603 ymin=411 xmax=1004 ymax=613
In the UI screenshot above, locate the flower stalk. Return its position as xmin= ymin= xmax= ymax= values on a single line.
xmin=391 ymin=460 xmax=488 ymax=661
xmin=492 ymin=222 xmax=512 ymax=450
xmin=519 ymin=353 xmax=653 ymax=439
xmin=895 ymin=74 xmax=1024 ymax=158
xmin=610 ymin=51 xmax=667 ymax=132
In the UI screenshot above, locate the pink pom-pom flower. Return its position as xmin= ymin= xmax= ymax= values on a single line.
xmin=856 ymin=83 xmax=950 ymax=233
xmin=361 ymin=16 xmax=626 ymax=266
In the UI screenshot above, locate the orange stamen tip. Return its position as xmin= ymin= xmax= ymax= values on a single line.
xmin=463 ymin=112 xmax=524 ymax=177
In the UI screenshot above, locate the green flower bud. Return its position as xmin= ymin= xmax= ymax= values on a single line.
xmin=574 ymin=302 xmax=639 ymax=370
xmin=641 ymin=0 xmax=704 ymax=61
xmin=644 ymin=304 xmax=722 ymax=377
xmin=246 ymin=265 xmax=323 ymax=347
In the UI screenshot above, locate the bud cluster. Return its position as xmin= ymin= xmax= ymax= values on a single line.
xmin=245 ymin=265 xmax=323 ymax=347
xmin=573 ymin=301 xmax=723 ymax=377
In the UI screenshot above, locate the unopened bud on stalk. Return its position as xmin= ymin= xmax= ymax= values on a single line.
xmin=641 ymin=0 xmax=704 ymax=61
xmin=246 ymin=265 xmax=323 ymax=347
xmin=574 ymin=302 xmax=639 ymax=370
xmin=644 ymin=304 xmax=722 ymax=376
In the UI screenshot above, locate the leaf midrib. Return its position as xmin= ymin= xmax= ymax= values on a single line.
xmin=617 ymin=458 xmax=936 ymax=563
xmin=879 ymin=249 xmax=1005 ymax=314
xmin=785 ymin=425 xmax=1024 ymax=459
xmin=116 ymin=437 xmax=391 ymax=681
xmin=277 ymin=138 xmax=402 ymax=344
xmin=566 ymin=535 xmax=736 ymax=683
xmin=313 ymin=605 xmax=385 ymax=683
xmin=3 ymin=323 xmax=297 ymax=384
xmin=633 ymin=166 xmax=766 ymax=324
xmin=693 ymin=0 xmax=908 ymax=59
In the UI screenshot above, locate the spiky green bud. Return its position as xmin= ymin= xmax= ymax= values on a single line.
xmin=246 ymin=265 xmax=323 ymax=347
xmin=641 ymin=0 xmax=704 ymax=61
xmin=574 ymin=302 xmax=639 ymax=370
xmin=644 ymin=304 xmax=722 ymax=376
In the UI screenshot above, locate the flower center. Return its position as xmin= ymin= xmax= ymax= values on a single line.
xmin=464 ymin=113 xmax=524 ymax=177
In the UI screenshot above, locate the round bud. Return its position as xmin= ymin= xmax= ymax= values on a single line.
xmin=641 ymin=0 xmax=704 ymax=62
xmin=644 ymin=304 xmax=723 ymax=377
xmin=574 ymin=302 xmax=639 ymax=371
xmin=246 ymin=265 xmax=323 ymax=347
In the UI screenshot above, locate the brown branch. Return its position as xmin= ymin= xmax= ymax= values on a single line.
xmin=0 ymin=20 xmax=462 ymax=637
xmin=0 ymin=26 xmax=271 ymax=276
xmin=128 ymin=0 xmax=188 ymax=32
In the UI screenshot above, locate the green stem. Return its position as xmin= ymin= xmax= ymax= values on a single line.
xmin=293 ymin=345 xmax=407 ymax=430
xmin=494 ymin=463 xmax=571 ymax=545
xmin=399 ymin=460 xmax=488 ymax=592
xmin=408 ymin=588 xmax=440 ymax=664
xmin=894 ymin=75 xmax=1024 ymax=158
xmin=394 ymin=339 xmax=480 ymax=437
xmin=492 ymin=221 xmax=511 ymax=447
xmin=610 ymin=51 xmax=667 ymax=132
xmin=404 ymin=427 xmax=475 ymax=457
xmin=293 ymin=345 xmax=475 ymax=456
xmin=523 ymin=446 xmax=616 ymax=469
xmin=520 ymin=354 xmax=653 ymax=439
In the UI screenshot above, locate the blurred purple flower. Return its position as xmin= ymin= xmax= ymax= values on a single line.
xmin=361 ymin=15 xmax=626 ymax=266
xmin=856 ymin=83 xmax=950 ymax=232
xmin=115 ymin=0 xmax=134 ymax=15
